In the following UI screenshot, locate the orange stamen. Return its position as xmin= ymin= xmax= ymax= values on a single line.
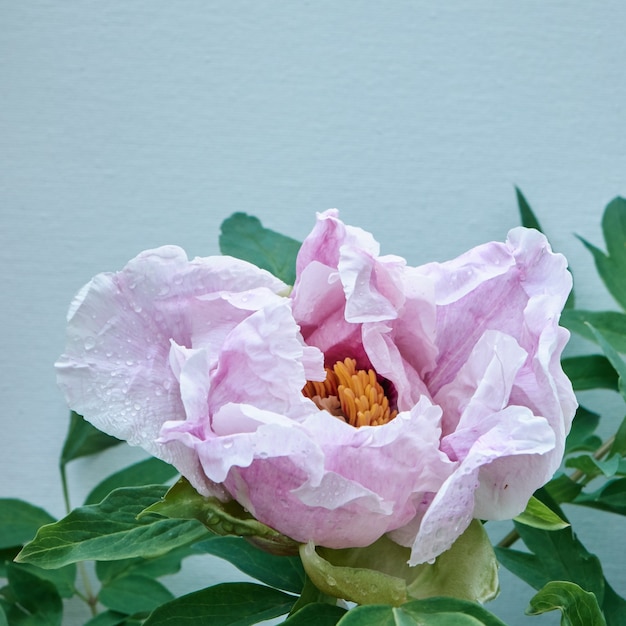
xmin=303 ymin=358 xmax=397 ymax=427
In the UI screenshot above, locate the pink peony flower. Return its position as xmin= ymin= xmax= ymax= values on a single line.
xmin=56 ymin=211 xmax=576 ymax=565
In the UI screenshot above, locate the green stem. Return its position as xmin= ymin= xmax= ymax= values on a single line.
xmin=60 ymin=462 xmax=99 ymax=616
xmin=59 ymin=463 xmax=71 ymax=515
xmin=497 ymin=434 xmax=616 ymax=549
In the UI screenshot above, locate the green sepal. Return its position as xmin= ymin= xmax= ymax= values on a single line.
xmin=513 ymin=495 xmax=570 ymax=530
xmin=143 ymin=477 xmax=299 ymax=555
xmin=526 ymin=581 xmax=606 ymax=626
xmin=300 ymin=520 xmax=498 ymax=607
xmin=300 ymin=539 xmax=408 ymax=607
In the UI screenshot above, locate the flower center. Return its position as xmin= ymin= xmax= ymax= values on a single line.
xmin=303 ymin=357 xmax=398 ymax=427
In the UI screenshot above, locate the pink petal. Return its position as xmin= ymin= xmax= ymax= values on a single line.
xmin=56 ymin=246 xmax=287 ymax=496
xmin=401 ymin=406 xmax=555 ymax=565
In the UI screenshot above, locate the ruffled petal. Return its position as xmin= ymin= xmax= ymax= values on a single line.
xmin=56 ymin=246 xmax=287 ymax=495
xmin=402 ymin=406 xmax=555 ymax=565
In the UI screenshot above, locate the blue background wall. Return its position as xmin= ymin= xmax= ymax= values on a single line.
xmin=2 ymin=2 xmax=625 ymax=623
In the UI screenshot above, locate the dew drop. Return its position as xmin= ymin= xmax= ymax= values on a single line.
xmin=223 ymin=440 xmax=234 ymax=449
xmin=327 ymin=576 xmax=336 ymax=586
xmin=84 ymin=337 xmax=96 ymax=350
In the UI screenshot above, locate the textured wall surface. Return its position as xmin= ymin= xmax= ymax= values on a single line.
xmin=2 ymin=2 xmax=625 ymax=623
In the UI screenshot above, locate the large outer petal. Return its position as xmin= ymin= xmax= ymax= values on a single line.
xmin=56 ymin=246 xmax=287 ymax=496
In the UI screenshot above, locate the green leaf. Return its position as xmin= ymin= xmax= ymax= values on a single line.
xmin=283 ymin=603 xmax=347 ymax=625
xmin=288 ymin=574 xmax=337 ymax=616
xmin=565 ymin=407 xmax=603 ymax=455
xmin=14 ymin=562 xmax=77 ymax=598
xmin=516 ymin=187 xmax=543 ymax=232
xmin=602 ymin=197 xmax=626 ymax=263
xmin=99 ymin=574 xmax=174 ymax=615
xmin=219 ymin=213 xmax=302 ymax=285
xmin=574 ymin=477 xmax=626 ymax=516
xmin=527 ymin=581 xmax=606 ymax=626
xmin=0 ymin=546 xmax=21 ymax=577
xmin=143 ymin=582 xmax=296 ymax=625
xmin=513 ymin=495 xmax=570 ymax=530
xmin=562 ymin=355 xmax=619 ymax=392
xmin=544 ymin=474 xmax=583 ymax=504
xmin=503 ymin=493 xmax=626 ymax=626
xmin=144 ymin=477 xmax=299 ymax=555
xmin=0 ymin=606 xmax=7 ymax=626
xmin=602 ymin=583 xmax=626 ymax=626
xmin=494 ymin=547 xmax=547 ymax=591
xmin=610 ymin=415 xmax=626 ymax=457
xmin=60 ymin=411 xmax=121 ymax=467
xmin=300 ymin=520 xmax=498 ymax=607
xmin=509 ymin=491 xmax=605 ymax=602
xmin=586 ymin=323 xmax=626 ymax=402
xmin=6 ymin=562 xmax=63 ymax=626
xmin=0 ymin=499 xmax=55 ymax=549
xmin=336 ymin=597 xmax=507 ymax=626
xmin=565 ymin=454 xmax=620 ymax=481
xmin=561 ymin=310 xmax=626 ymax=353
xmin=83 ymin=611 xmax=129 ymax=626
xmin=196 ymin=535 xmax=305 ymax=593
xmin=577 ymin=197 xmax=626 ymax=310
xmin=16 ymin=486 xmax=209 ymax=569
xmin=85 ymin=457 xmax=178 ymax=505
xmin=96 ymin=544 xmax=198 ymax=585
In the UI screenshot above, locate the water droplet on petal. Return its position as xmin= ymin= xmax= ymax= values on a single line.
xmin=223 ymin=440 xmax=233 ymax=449
xmin=84 ymin=337 xmax=96 ymax=350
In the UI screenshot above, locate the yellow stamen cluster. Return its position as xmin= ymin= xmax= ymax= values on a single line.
xmin=303 ymin=357 xmax=397 ymax=427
